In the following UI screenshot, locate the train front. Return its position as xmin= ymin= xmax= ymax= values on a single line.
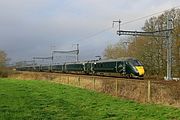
xmin=127 ymin=59 xmax=145 ymax=78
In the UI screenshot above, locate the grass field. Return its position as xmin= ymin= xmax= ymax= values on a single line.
xmin=0 ymin=78 xmax=180 ymax=120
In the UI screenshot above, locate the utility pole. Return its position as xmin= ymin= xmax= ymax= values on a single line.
xmin=166 ymin=14 xmax=173 ymax=80
xmin=113 ymin=17 xmax=173 ymax=80
xmin=73 ymin=44 xmax=79 ymax=62
xmin=76 ymin=44 xmax=79 ymax=62
xmin=113 ymin=20 xmax=121 ymax=33
xmin=32 ymin=58 xmax=36 ymax=69
xmin=50 ymin=45 xmax=56 ymax=67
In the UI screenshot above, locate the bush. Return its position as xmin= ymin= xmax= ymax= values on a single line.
xmin=0 ymin=67 xmax=12 ymax=78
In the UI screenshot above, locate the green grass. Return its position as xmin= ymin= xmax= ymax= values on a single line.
xmin=0 ymin=78 xmax=180 ymax=120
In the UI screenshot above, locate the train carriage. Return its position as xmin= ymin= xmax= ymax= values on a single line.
xmin=65 ymin=62 xmax=85 ymax=73
xmin=92 ymin=59 xmax=125 ymax=76
xmin=34 ymin=65 xmax=41 ymax=72
xmin=52 ymin=65 xmax=63 ymax=72
xmin=41 ymin=65 xmax=51 ymax=72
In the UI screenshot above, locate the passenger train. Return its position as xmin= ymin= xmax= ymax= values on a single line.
xmin=16 ymin=57 xmax=145 ymax=78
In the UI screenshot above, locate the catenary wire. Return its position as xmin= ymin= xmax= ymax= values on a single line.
xmin=74 ymin=5 xmax=180 ymax=43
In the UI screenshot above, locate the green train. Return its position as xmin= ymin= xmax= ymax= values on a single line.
xmin=16 ymin=57 xmax=145 ymax=78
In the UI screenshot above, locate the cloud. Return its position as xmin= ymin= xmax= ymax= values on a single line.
xmin=0 ymin=0 xmax=179 ymax=63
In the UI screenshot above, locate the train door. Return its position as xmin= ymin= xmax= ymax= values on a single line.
xmin=117 ymin=61 xmax=125 ymax=74
xmin=83 ymin=63 xmax=86 ymax=72
xmin=123 ymin=61 xmax=126 ymax=74
xmin=87 ymin=62 xmax=92 ymax=74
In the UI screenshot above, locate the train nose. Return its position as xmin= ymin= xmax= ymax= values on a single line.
xmin=135 ymin=66 xmax=145 ymax=76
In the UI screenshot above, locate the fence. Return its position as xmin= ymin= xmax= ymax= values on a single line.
xmin=51 ymin=74 xmax=180 ymax=106
xmin=10 ymin=72 xmax=180 ymax=107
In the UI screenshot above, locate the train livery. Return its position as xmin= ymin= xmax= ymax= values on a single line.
xmin=16 ymin=57 xmax=145 ymax=78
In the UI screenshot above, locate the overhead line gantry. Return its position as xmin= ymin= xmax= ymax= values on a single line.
xmin=113 ymin=14 xmax=173 ymax=80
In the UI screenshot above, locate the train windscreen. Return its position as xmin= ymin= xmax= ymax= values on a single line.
xmin=128 ymin=59 xmax=143 ymax=66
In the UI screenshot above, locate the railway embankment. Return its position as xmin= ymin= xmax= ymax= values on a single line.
xmin=9 ymin=71 xmax=180 ymax=107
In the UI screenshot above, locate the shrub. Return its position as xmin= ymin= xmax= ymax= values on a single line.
xmin=0 ymin=67 xmax=13 ymax=78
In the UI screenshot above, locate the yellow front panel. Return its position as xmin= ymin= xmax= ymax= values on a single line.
xmin=135 ymin=66 xmax=145 ymax=76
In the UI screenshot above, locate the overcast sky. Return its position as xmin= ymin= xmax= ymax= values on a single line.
xmin=0 ymin=0 xmax=179 ymax=64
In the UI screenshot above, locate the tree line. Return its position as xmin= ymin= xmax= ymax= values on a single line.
xmin=104 ymin=9 xmax=180 ymax=78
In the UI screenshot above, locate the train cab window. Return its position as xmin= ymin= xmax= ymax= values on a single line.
xmin=128 ymin=60 xmax=143 ymax=66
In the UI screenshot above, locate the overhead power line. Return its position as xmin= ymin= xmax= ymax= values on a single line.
xmin=121 ymin=5 xmax=180 ymax=26
xmin=73 ymin=5 xmax=180 ymax=43
xmin=75 ymin=26 xmax=113 ymax=43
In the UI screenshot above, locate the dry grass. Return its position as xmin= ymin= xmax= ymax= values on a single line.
xmin=151 ymin=81 xmax=180 ymax=106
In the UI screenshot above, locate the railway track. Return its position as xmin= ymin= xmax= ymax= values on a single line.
xmin=16 ymin=71 xmax=180 ymax=85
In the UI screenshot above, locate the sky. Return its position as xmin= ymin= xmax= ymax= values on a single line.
xmin=0 ymin=0 xmax=179 ymax=64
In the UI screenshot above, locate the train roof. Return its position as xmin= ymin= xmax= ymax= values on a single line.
xmin=64 ymin=57 xmax=138 ymax=64
xmin=65 ymin=61 xmax=86 ymax=65
xmin=64 ymin=59 xmax=100 ymax=64
xmin=94 ymin=57 xmax=137 ymax=63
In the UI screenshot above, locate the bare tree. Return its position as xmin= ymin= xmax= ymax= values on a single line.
xmin=0 ymin=49 xmax=7 ymax=67
xmin=103 ymin=41 xmax=127 ymax=59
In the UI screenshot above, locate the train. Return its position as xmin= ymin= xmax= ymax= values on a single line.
xmin=16 ymin=57 xmax=145 ymax=78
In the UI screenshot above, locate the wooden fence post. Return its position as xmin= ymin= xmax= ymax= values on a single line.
xmin=59 ymin=75 xmax=61 ymax=83
xmin=78 ymin=76 xmax=80 ymax=86
xmin=68 ymin=76 xmax=69 ymax=84
xmin=63 ymin=76 xmax=64 ymax=83
xmin=104 ymin=79 xmax=107 ymax=92
xmin=93 ymin=77 xmax=96 ymax=90
xmin=147 ymin=80 xmax=151 ymax=102
xmin=116 ymin=79 xmax=118 ymax=96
